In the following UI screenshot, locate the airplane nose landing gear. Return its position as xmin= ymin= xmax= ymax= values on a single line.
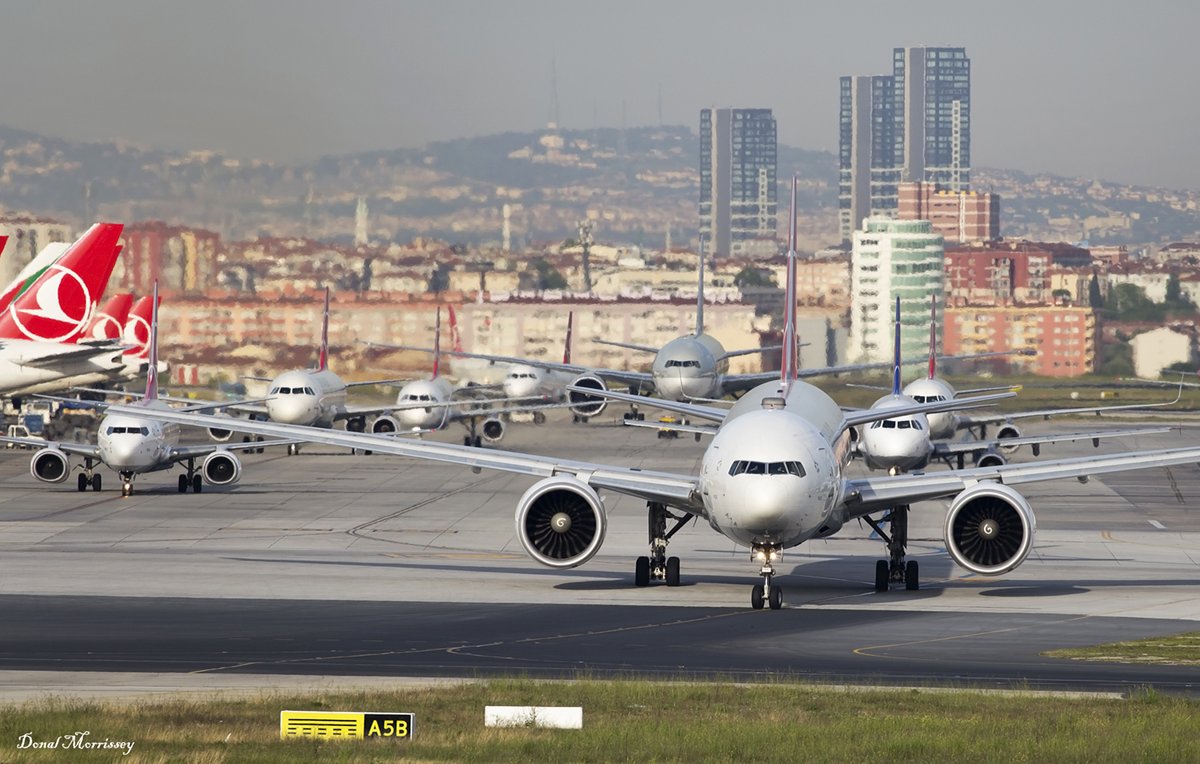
xmin=750 ymin=543 xmax=783 ymax=610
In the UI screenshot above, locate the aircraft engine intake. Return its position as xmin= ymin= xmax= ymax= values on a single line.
xmin=515 ymin=475 xmax=607 ymax=568
xmin=568 ymin=374 xmax=608 ymax=418
xmin=207 ymin=426 xmax=234 ymax=442
xmin=996 ymin=424 xmax=1022 ymax=454
xmin=943 ymin=482 xmax=1035 ymax=576
xmin=202 ymin=450 xmax=242 ymax=485
xmin=974 ymin=449 xmax=1007 ymax=469
xmin=371 ymin=415 xmax=399 ymax=434
xmin=30 ymin=448 xmax=70 ymax=483
xmin=482 ymin=417 xmax=505 ymax=443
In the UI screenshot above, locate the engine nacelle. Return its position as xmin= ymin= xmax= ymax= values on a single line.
xmin=943 ymin=482 xmax=1036 ymax=576
xmin=974 ymin=448 xmax=1007 ymax=469
xmin=202 ymin=450 xmax=242 ymax=486
xmin=371 ymin=415 xmax=399 ymax=434
xmin=568 ymin=374 xmax=608 ymax=419
xmin=207 ymin=426 xmax=234 ymax=442
xmin=482 ymin=417 xmax=505 ymax=443
xmin=996 ymin=423 xmax=1022 ymax=453
xmin=515 ymin=475 xmax=607 ymax=568
xmin=31 ymin=448 xmax=70 ymax=483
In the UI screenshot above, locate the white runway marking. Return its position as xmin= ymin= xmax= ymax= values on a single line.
xmin=1148 ymin=520 xmax=1167 ymax=530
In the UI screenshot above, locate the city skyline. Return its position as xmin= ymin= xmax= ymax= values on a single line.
xmin=0 ymin=1 xmax=1194 ymax=191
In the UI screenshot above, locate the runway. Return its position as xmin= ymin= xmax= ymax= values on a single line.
xmin=0 ymin=415 xmax=1198 ymax=696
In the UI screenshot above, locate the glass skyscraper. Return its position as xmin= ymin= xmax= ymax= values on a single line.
xmin=838 ymin=47 xmax=970 ymax=243
xmin=700 ymin=108 xmax=777 ymax=258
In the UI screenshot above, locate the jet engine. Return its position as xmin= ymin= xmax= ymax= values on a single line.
xmin=568 ymin=374 xmax=608 ymax=419
xmin=30 ymin=448 xmax=70 ymax=483
xmin=207 ymin=426 xmax=234 ymax=442
xmin=202 ymin=450 xmax=242 ymax=486
xmin=371 ymin=415 xmax=399 ymax=434
xmin=943 ymin=482 xmax=1035 ymax=575
xmin=996 ymin=423 xmax=1022 ymax=453
xmin=515 ymin=475 xmax=607 ymax=568
xmin=482 ymin=417 xmax=505 ymax=443
xmin=974 ymin=448 xmax=1007 ymax=469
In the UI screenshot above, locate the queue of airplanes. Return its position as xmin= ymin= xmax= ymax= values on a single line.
xmin=36 ymin=178 xmax=1180 ymax=612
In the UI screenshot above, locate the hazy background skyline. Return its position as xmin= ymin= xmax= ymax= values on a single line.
xmin=1 ymin=1 xmax=1193 ymax=190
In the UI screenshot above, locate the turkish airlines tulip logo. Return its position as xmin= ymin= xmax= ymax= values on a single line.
xmin=8 ymin=265 xmax=93 ymax=342
xmin=89 ymin=312 xmax=122 ymax=340
xmin=123 ymin=315 xmax=151 ymax=357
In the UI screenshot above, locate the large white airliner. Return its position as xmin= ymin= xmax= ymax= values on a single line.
xmin=110 ymin=181 xmax=1200 ymax=610
xmin=0 ymin=285 xmax=288 ymax=496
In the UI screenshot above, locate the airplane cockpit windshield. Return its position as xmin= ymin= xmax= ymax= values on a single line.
xmin=728 ymin=460 xmax=806 ymax=477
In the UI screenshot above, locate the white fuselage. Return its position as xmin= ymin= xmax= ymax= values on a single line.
xmin=697 ymin=380 xmax=851 ymax=550
xmin=0 ymin=340 xmax=128 ymax=396
xmin=857 ymin=393 xmax=933 ymax=473
xmin=395 ymin=377 xmax=456 ymax=430
xmin=266 ymin=369 xmax=348 ymax=427
xmin=902 ymin=377 xmax=959 ymax=440
xmin=502 ymin=364 xmax=571 ymax=402
xmin=651 ymin=334 xmax=727 ymax=401
xmin=96 ymin=403 xmax=180 ymax=474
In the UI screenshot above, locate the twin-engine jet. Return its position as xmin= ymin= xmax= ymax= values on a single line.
xmin=107 ymin=180 xmax=1200 ymax=610
xmin=0 ymin=285 xmax=289 ymax=496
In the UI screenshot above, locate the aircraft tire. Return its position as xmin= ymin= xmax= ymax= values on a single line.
xmin=751 ymin=584 xmax=765 ymax=610
xmin=665 ymin=556 xmax=680 ymax=587
xmin=634 ymin=556 xmax=650 ymax=587
xmin=875 ymin=560 xmax=889 ymax=592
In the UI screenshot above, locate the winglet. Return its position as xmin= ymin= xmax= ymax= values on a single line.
xmin=780 ymin=176 xmax=799 ymax=391
xmin=317 ymin=286 xmax=330 ymax=371
xmin=695 ymin=236 xmax=706 ymax=337
xmin=892 ymin=295 xmax=902 ymax=396
xmin=432 ymin=306 xmax=442 ymax=379
xmin=563 ymin=311 xmax=574 ymax=364
xmin=928 ymin=295 xmax=938 ymax=380
xmin=144 ymin=282 xmax=160 ymax=402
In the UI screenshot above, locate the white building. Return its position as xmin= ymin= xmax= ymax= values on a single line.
xmin=1131 ymin=326 xmax=1193 ymax=379
xmin=848 ymin=217 xmax=944 ymax=363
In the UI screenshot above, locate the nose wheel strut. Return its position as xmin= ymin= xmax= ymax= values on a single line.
xmin=750 ymin=543 xmax=783 ymax=610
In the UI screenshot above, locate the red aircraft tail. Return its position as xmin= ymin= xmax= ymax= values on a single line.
xmin=562 ymin=311 xmax=574 ymax=364
xmin=144 ymin=283 xmax=161 ymax=402
xmin=0 ymin=223 xmax=123 ymax=343
xmin=85 ymin=293 xmax=134 ymax=341
xmin=122 ymin=293 xmax=161 ymax=358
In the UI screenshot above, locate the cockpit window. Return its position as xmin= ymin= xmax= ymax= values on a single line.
xmin=729 ymin=460 xmax=805 ymax=477
xmin=304 ymin=387 xmax=315 ymax=395
xmin=665 ymin=359 xmax=701 ymax=368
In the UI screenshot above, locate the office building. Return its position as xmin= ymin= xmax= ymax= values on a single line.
xmin=848 ymin=218 xmax=944 ymax=363
xmin=897 ymin=181 xmax=998 ymax=243
xmin=838 ymin=76 xmax=898 ymax=243
xmin=700 ymin=108 xmax=777 ymax=258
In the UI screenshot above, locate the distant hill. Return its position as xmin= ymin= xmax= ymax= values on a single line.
xmin=0 ymin=124 xmax=1196 ymax=249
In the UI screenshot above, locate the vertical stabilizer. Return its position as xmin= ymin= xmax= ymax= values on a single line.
xmin=928 ymin=295 xmax=938 ymax=380
xmin=892 ymin=296 xmax=903 ymax=396
xmin=780 ymin=177 xmax=799 ymax=392
xmin=317 ymin=286 xmax=330 ymax=371
xmin=695 ymin=237 xmax=706 ymax=337
xmin=432 ymin=306 xmax=442 ymax=379
xmin=144 ymin=282 xmax=160 ymax=403
xmin=448 ymin=305 xmax=464 ymax=352
xmin=563 ymin=311 xmax=574 ymax=364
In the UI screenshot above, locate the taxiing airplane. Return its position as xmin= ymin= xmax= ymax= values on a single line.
xmin=0 ymin=285 xmax=289 ymax=496
xmin=109 ymin=180 xmax=1200 ymax=610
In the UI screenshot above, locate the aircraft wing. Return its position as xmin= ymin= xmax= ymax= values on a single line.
xmin=842 ymin=445 xmax=1200 ymax=515
xmin=0 ymin=436 xmax=100 ymax=458
xmin=168 ymin=439 xmax=297 ymax=460
xmin=103 ymin=404 xmax=705 ymax=514
xmin=840 ymin=391 xmax=1015 ymax=432
xmin=956 ymin=385 xmax=1181 ymax=429
xmin=592 ymin=339 xmax=659 ymax=354
xmin=345 ymin=378 xmax=413 ymax=389
xmin=11 ymin=344 xmax=126 ymax=368
xmin=566 ymin=385 xmax=728 ymax=424
xmin=623 ymin=418 xmax=719 ymax=437
xmin=931 ymin=426 xmax=1172 ymax=459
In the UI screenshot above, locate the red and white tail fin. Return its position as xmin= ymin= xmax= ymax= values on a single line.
xmin=86 ymin=293 xmax=134 ymax=341
xmin=562 ymin=311 xmax=574 ymax=364
xmin=143 ymin=282 xmax=160 ymax=402
xmin=448 ymin=305 xmax=464 ymax=352
xmin=0 ymin=241 xmax=72 ymax=312
xmin=122 ymin=294 xmax=160 ymax=358
xmin=0 ymin=222 xmax=123 ymax=343
xmin=779 ymin=176 xmax=799 ymax=393
xmin=432 ymin=306 xmax=442 ymax=379
xmin=317 ymin=286 xmax=330 ymax=371
xmin=928 ymin=295 xmax=938 ymax=380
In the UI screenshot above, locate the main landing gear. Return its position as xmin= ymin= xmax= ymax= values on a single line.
xmin=634 ymin=502 xmax=689 ymax=587
xmin=176 ymin=458 xmax=203 ymax=494
xmin=750 ymin=543 xmax=784 ymax=610
xmin=76 ymin=458 xmax=101 ymax=492
xmin=863 ymin=504 xmax=919 ymax=592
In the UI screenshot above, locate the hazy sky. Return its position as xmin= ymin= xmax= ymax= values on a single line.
xmin=1 ymin=1 xmax=1195 ymax=189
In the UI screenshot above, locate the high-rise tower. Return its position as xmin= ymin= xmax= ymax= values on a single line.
xmin=700 ymin=108 xmax=777 ymax=258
